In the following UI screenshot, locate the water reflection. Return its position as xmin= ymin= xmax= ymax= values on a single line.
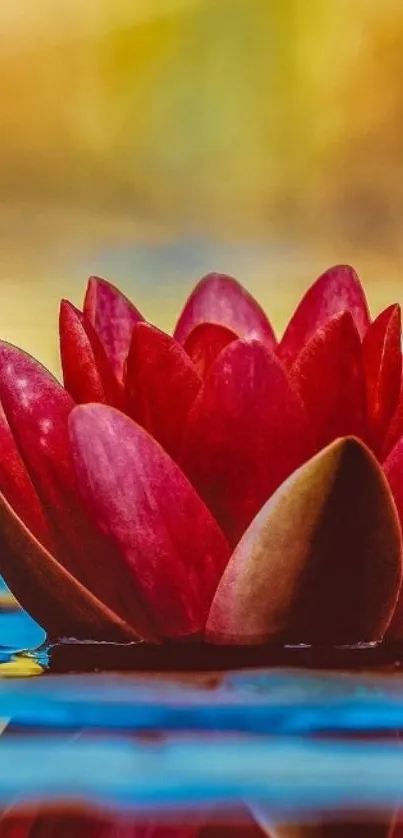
xmin=0 ymin=808 xmax=394 ymax=838
xmin=0 ymin=577 xmax=45 ymax=677
xmin=1 ymin=593 xmax=403 ymax=833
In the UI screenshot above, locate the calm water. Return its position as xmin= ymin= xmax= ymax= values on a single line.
xmin=2 ymin=578 xmax=403 ymax=834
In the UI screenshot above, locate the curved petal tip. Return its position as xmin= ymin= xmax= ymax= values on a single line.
xmin=174 ymin=272 xmax=276 ymax=347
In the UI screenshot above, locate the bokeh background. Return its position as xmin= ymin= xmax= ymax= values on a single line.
xmin=1 ymin=0 xmax=403 ymax=372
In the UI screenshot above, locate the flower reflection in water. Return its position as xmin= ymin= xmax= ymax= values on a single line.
xmin=0 ymin=808 xmax=395 ymax=838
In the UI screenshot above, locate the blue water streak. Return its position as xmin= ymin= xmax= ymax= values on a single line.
xmin=2 ymin=671 xmax=403 ymax=734
xmin=0 ymin=734 xmax=401 ymax=818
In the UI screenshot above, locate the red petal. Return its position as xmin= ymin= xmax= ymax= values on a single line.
xmin=206 ymin=438 xmax=402 ymax=645
xmin=0 ymin=403 xmax=53 ymax=550
xmin=180 ymin=340 xmax=314 ymax=545
xmin=183 ymin=322 xmax=238 ymax=377
xmin=382 ymin=385 xmax=403 ymax=461
xmin=363 ymin=305 xmax=402 ymax=451
xmin=278 ymin=265 xmax=371 ymax=367
xmin=382 ymin=437 xmax=403 ymax=639
xmin=173 ymin=273 xmax=276 ymax=347
xmin=363 ymin=304 xmax=402 ymax=455
xmin=0 ymin=488 xmax=137 ymax=640
xmin=60 ymin=300 xmax=124 ymax=408
xmin=69 ymin=404 xmax=231 ymax=638
xmin=83 ymin=276 xmax=144 ymax=381
xmin=289 ymin=311 xmax=366 ymax=451
xmin=0 ymin=342 xmax=156 ymax=639
xmin=126 ymin=323 xmax=201 ymax=461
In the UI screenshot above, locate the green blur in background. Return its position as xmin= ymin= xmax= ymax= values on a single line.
xmin=0 ymin=0 xmax=402 ymax=370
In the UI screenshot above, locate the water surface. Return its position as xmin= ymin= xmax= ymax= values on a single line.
xmin=1 ymin=582 xmax=403 ymax=832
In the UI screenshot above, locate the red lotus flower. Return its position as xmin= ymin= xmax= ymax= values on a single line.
xmin=0 ymin=265 xmax=402 ymax=646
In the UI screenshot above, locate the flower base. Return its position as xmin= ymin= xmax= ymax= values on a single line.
xmin=37 ymin=637 xmax=403 ymax=675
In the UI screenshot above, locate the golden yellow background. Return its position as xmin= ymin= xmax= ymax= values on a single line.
xmin=1 ymin=0 xmax=403 ymax=371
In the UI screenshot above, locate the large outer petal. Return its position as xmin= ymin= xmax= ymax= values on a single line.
xmin=69 ymin=404 xmax=231 ymax=639
xmin=206 ymin=438 xmax=402 ymax=645
xmin=289 ymin=312 xmax=366 ymax=451
xmin=0 ymin=402 xmax=53 ymax=550
xmin=382 ymin=437 xmax=403 ymax=639
xmin=0 ymin=489 xmax=137 ymax=640
xmin=181 ymin=340 xmax=314 ymax=545
xmin=278 ymin=265 xmax=370 ymax=367
xmin=60 ymin=300 xmax=123 ymax=408
xmin=362 ymin=304 xmax=402 ymax=455
xmin=126 ymin=322 xmax=201 ymax=461
xmin=0 ymin=342 xmax=157 ymax=640
xmin=174 ymin=273 xmax=276 ymax=347
xmin=83 ymin=276 xmax=144 ymax=381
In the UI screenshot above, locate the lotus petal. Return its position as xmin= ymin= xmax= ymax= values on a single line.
xmin=0 ymin=342 xmax=156 ymax=639
xmin=382 ymin=437 xmax=403 ymax=639
xmin=289 ymin=312 xmax=366 ymax=450
xmin=181 ymin=340 xmax=314 ymax=545
xmin=60 ymin=300 xmax=123 ymax=408
xmin=83 ymin=276 xmax=144 ymax=381
xmin=381 ymin=385 xmax=403 ymax=461
xmin=69 ymin=404 xmax=231 ymax=638
xmin=0 ymin=403 xmax=53 ymax=550
xmin=184 ymin=322 xmax=238 ymax=377
xmin=362 ymin=304 xmax=402 ymax=454
xmin=174 ymin=273 xmax=276 ymax=347
xmin=0 ymin=488 xmax=137 ymax=640
xmin=126 ymin=323 xmax=201 ymax=461
xmin=206 ymin=438 xmax=402 ymax=645
xmin=278 ymin=265 xmax=370 ymax=367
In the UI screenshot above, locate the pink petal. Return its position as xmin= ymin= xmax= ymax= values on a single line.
xmin=83 ymin=276 xmax=144 ymax=381
xmin=0 ymin=488 xmax=137 ymax=640
xmin=363 ymin=304 xmax=402 ymax=455
xmin=0 ymin=402 xmax=53 ymax=550
xmin=278 ymin=265 xmax=371 ymax=367
xmin=69 ymin=404 xmax=231 ymax=639
xmin=60 ymin=300 xmax=124 ymax=408
xmin=0 ymin=342 xmax=157 ymax=640
xmin=183 ymin=322 xmax=238 ymax=377
xmin=206 ymin=438 xmax=402 ymax=645
xmin=289 ymin=311 xmax=366 ymax=451
xmin=126 ymin=323 xmax=201 ymax=461
xmin=180 ymin=340 xmax=314 ymax=545
xmin=173 ymin=273 xmax=276 ymax=347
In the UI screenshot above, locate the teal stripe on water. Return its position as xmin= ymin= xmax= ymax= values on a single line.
xmin=0 ymin=575 xmax=45 ymax=655
xmin=0 ymin=735 xmax=401 ymax=818
xmin=2 ymin=670 xmax=403 ymax=735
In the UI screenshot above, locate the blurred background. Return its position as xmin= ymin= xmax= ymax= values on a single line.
xmin=1 ymin=0 xmax=403 ymax=371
